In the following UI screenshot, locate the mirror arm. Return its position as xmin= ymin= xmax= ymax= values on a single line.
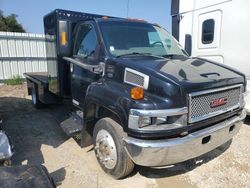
xmin=63 ymin=57 xmax=104 ymax=74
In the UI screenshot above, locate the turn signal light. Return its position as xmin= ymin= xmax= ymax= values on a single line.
xmin=131 ymin=87 xmax=144 ymax=100
xmin=61 ymin=31 xmax=67 ymax=46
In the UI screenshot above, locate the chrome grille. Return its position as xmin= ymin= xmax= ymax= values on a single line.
xmin=189 ymin=85 xmax=242 ymax=123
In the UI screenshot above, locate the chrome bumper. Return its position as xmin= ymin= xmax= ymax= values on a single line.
xmin=123 ymin=110 xmax=246 ymax=167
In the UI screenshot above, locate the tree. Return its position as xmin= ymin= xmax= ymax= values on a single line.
xmin=0 ymin=10 xmax=26 ymax=32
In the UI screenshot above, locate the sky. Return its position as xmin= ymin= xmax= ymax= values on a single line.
xmin=0 ymin=0 xmax=172 ymax=34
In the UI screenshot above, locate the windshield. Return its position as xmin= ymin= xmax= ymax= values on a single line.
xmin=99 ymin=21 xmax=188 ymax=58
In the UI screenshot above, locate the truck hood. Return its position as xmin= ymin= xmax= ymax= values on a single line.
xmin=117 ymin=56 xmax=245 ymax=93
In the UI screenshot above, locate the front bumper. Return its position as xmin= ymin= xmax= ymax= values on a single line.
xmin=244 ymin=91 xmax=250 ymax=115
xmin=123 ymin=110 xmax=246 ymax=167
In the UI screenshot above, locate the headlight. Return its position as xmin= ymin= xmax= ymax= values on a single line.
xmin=138 ymin=116 xmax=168 ymax=128
xmin=138 ymin=116 xmax=152 ymax=128
xmin=128 ymin=108 xmax=188 ymax=131
xmin=155 ymin=117 xmax=168 ymax=125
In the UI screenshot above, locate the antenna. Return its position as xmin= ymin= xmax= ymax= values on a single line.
xmin=126 ymin=0 xmax=130 ymax=18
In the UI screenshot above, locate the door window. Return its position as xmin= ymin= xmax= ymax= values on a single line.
xmin=75 ymin=24 xmax=97 ymax=58
xmin=198 ymin=10 xmax=222 ymax=49
xmin=202 ymin=19 xmax=215 ymax=44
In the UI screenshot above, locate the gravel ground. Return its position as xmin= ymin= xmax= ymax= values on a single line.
xmin=0 ymin=83 xmax=249 ymax=188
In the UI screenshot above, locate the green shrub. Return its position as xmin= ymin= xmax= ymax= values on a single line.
xmin=4 ymin=75 xmax=23 ymax=85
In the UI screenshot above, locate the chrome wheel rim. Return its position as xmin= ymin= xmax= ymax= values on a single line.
xmin=95 ymin=129 xmax=117 ymax=169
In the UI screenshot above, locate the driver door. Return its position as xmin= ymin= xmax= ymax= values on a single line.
xmin=71 ymin=23 xmax=100 ymax=109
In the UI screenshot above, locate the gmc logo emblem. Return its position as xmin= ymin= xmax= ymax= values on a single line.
xmin=210 ymin=97 xmax=228 ymax=108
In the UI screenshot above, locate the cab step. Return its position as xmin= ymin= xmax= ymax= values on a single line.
xmin=60 ymin=111 xmax=83 ymax=137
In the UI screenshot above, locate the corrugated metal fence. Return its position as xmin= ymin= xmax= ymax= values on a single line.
xmin=0 ymin=32 xmax=52 ymax=81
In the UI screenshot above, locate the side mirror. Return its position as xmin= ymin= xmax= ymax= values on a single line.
xmin=184 ymin=34 xmax=192 ymax=56
xmin=57 ymin=20 xmax=72 ymax=57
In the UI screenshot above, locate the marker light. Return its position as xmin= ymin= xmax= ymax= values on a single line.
xmin=61 ymin=31 xmax=67 ymax=46
xmin=131 ymin=87 xmax=144 ymax=100
xmin=102 ymin=16 xmax=109 ymax=20
xmin=127 ymin=18 xmax=146 ymax=22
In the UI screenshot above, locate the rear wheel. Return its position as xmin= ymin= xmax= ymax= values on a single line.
xmin=31 ymin=83 xmax=43 ymax=108
xmin=93 ymin=118 xmax=134 ymax=179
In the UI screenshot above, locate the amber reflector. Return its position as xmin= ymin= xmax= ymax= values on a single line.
xmin=61 ymin=31 xmax=67 ymax=46
xmin=131 ymin=87 xmax=144 ymax=100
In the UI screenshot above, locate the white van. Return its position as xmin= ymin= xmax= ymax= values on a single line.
xmin=171 ymin=0 xmax=250 ymax=114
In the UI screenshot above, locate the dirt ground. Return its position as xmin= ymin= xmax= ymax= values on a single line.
xmin=0 ymin=83 xmax=249 ymax=188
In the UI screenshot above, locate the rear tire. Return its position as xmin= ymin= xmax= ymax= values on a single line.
xmin=31 ymin=83 xmax=43 ymax=109
xmin=93 ymin=118 xmax=134 ymax=179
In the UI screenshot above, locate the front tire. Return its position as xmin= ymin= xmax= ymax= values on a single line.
xmin=93 ymin=118 xmax=134 ymax=179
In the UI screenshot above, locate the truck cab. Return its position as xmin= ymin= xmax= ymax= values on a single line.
xmin=24 ymin=9 xmax=246 ymax=179
xmin=171 ymin=0 xmax=250 ymax=114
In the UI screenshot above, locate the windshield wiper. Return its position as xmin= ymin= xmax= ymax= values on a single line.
xmin=162 ymin=54 xmax=186 ymax=59
xmin=116 ymin=52 xmax=152 ymax=58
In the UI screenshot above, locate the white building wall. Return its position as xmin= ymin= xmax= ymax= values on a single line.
xmin=0 ymin=32 xmax=54 ymax=80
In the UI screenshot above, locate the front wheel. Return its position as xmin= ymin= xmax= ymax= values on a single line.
xmin=93 ymin=118 xmax=134 ymax=179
